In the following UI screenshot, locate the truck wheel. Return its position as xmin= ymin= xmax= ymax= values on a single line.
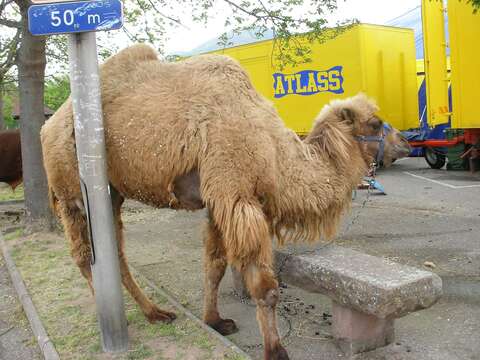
xmin=425 ymin=147 xmax=446 ymax=169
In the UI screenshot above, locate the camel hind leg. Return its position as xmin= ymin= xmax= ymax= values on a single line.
xmin=111 ymin=187 xmax=176 ymax=323
xmin=206 ymin=196 xmax=289 ymax=360
xmin=242 ymin=263 xmax=288 ymax=360
xmin=203 ymin=213 xmax=238 ymax=335
xmin=219 ymin=199 xmax=289 ymax=360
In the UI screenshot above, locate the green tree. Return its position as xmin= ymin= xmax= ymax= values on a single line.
xmin=2 ymin=81 xmax=17 ymax=129
xmin=44 ymin=76 xmax=70 ymax=111
xmin=470 ymin=0 xmax=480 ymax=11
xmin=15 ymin=0 xmax=54 ymax=232
xmin=0 ymin=0 xmax=21 ymax=130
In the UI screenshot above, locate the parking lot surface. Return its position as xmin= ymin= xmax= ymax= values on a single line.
xmin=120 ymin=157 xmax=480 ymax=360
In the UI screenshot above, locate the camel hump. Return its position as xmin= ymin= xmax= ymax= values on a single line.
xmin=185 ymin=53 xmax=241 ymax=67
xmin=183 ymin=54 xmax=249 ymax=80
xmin=181 ymin=54 xmax=258 ymax=100
xmin=101 ymin=44 xmax=158 ymax=74
xmin=99 ymin=44 xmax=158 ymax=102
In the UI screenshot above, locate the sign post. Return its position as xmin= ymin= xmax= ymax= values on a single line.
xmin=29 ymin=0 xmax=128 ymax=352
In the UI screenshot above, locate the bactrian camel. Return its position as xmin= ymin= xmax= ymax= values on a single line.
xmin=41 ymin=44 xmax=386 ymax=360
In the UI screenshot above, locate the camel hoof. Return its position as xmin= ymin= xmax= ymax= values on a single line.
xmin=265 ymin=345 xmax=289 ymax=360
xmin=209 ymin=318 xmax=239 ymax=335
xmin=145 ymin=307 xmax=177 ymax=324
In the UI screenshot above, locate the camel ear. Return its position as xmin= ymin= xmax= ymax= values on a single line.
xmin=340 ymin=107 xmax=356 ymax=125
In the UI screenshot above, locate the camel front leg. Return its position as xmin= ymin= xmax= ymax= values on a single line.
xmin=243 ymin=264 xmax=289 ymax=360
xmin=203 ymin=216 xmax=238 ymax=335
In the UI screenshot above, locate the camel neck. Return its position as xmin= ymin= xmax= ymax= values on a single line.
xmin=267 ymin=135 xmax=367 ymax=245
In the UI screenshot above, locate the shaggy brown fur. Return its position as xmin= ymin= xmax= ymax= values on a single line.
xmin=41 ymin=44 xmax=383 ymax=360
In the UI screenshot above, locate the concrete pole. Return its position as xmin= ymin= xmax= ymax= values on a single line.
xmin=67 ymin=32 xmax=128 ymax=352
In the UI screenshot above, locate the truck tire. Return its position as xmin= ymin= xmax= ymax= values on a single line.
xmin=425 ymin=147 xmax=446 ymax=169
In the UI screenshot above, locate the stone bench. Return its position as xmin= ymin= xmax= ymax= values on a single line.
xmin=232 ymin=245 xmax=443 ymax=354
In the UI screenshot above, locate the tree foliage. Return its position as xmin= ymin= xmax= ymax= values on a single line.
xmin=187 ymin=0 xmax=355 ymax=67
xmin=1 ymin=82 xmax=17 ymax=128
xmin=0 ymin=0 xmax=21 ymax=128
xmin=469 ymin=0 xmax=480 ymax=11
xmin=44 ymin=76 xmax=70 ymax=111
xmin=0 ymin=0 xmax=21 ymax=76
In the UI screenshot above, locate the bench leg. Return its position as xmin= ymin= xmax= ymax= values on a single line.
xmin=332 ymin=301 xmax=394 ymax=354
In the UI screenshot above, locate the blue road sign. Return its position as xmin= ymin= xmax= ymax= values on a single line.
xmin=28 ymin=0 xmax=123 ymax=36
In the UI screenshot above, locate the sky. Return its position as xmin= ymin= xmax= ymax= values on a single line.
xmin=163 ymin=0 xmax=421 ymax=55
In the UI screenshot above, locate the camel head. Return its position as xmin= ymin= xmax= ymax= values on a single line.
xmin=381 ymin=123 xmax=411 ymax=167
xmin=306 ymin=93 xmax=385 ymax=166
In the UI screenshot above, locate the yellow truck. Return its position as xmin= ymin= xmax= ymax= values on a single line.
xmin=202 ymin=24 xmax=419 ymax=135
xmin=409 ymin=0 xmax=480 ymax=170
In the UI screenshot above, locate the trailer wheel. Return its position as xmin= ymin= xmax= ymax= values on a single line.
xmin=425 ymin=147 xmax=446 ymax=169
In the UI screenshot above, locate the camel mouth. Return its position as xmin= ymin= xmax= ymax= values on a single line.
xmin=393 ymin=144 xmax=412 ymax=158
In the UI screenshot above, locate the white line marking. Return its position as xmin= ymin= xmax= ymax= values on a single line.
xmin=453 ymin=184 xmax=480 ymax=189
xmin=403 ymin=171 xmax=480 ymax=189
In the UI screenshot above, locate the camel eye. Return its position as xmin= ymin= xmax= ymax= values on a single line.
xmin=368 ymin=117 xmax=383 ymax=131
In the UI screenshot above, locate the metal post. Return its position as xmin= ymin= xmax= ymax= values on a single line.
xmin=67 ymin=32 xmax=128 ymax=352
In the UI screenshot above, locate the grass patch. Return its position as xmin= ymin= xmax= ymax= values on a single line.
xmin=10 ymin=232 xmax=242 ymax=359
xmin=127 ymin=344 xmax=153 ymax=360
xmin=224 ymin=354 xmax=250 ymax=360
xmin=0 ymin=185 xmax=24 ymax=201
xmin=192 ymin=332 xmax=214 ymax=351
xmin=4 ymin=228 xmax=23 ymax=241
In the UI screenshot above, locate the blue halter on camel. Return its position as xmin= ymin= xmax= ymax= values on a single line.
xmin=354 ymin=122 xmax=392 ymax=195
xmin=355 ymin=122 xmax=392 ymax=166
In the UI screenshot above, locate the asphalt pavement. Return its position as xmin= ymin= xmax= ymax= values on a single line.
xmin=123 ymin=157 xmax=480 ymax=360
